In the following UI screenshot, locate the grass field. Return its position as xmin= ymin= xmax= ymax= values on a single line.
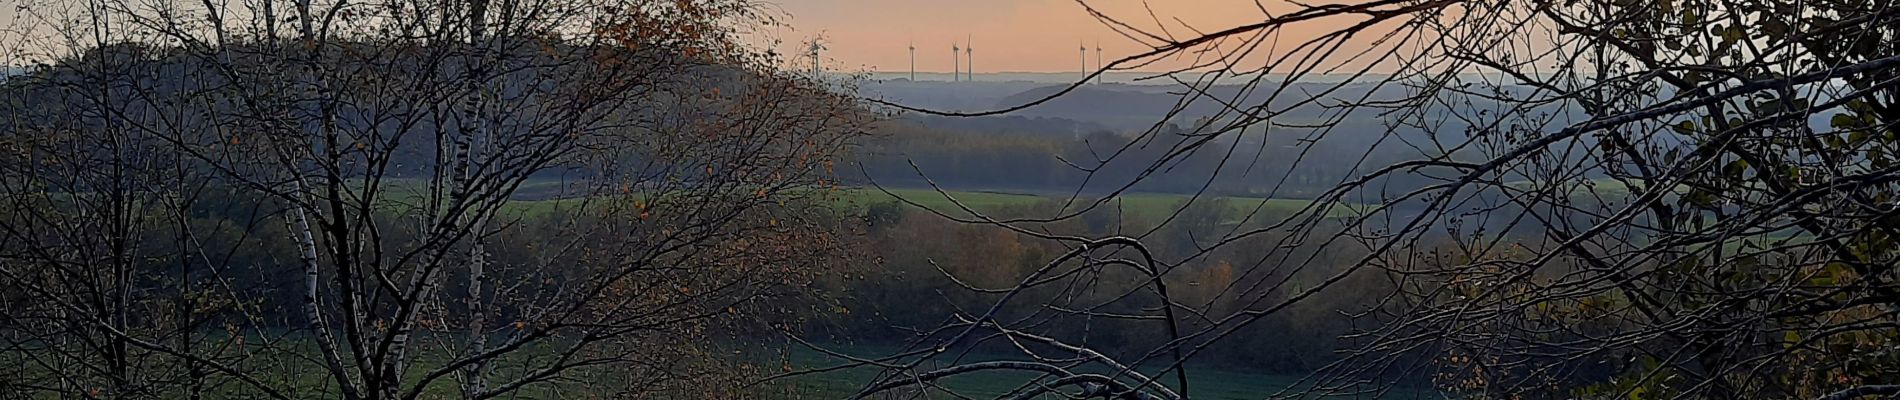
xmin=829 ymin=187 xmax=1348 ymax=223
xmin=0 ymin=337 xmax=1423 ymax=399
xmin=362 ymin=180 xmax=1355 ymax=225
xmin=752 ymin=342 xmax=1431 ymax=399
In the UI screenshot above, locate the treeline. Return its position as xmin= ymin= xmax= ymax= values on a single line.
xmin=805 ymin=199 xmax=1400 ymax=375
xmin=847 ymin=115 xmax=1445 ymax=199
xmin=3 ymin=178 xmax=1389 ymax=377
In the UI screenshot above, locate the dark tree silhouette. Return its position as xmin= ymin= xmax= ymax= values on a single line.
xmin=0 ymin=0 xmax=869 ymax=398
xmin=823 ymin=0 xmax=1900 ymax=399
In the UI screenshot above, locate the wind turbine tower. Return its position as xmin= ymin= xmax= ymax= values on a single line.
xmin=1095 ymin=41 xmax=1104 ymax=84
xmin=964 ymin=35 xmax=974 ymax=82
xmin=952 ymin=41 xmax=960 ymax=82
xmin=908 ymin=41 xmax=916 ymax=81
xmin=1079 ymin=41 xmax=1089 ymax=82
xmin=808 ymin=39 xmax=825 ymax=77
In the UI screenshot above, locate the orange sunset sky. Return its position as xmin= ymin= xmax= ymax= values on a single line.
xmin=763 ymin=0 xmax=1301 ymax=73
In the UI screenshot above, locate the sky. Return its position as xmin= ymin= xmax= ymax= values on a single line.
xmin=0 ymin=0 xmax=1393 ymax=74
xmin=762 ymin=0 xmax=1286 ymax=74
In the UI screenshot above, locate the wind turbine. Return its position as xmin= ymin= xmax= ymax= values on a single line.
xmin=1079 ymin=41 xmax=1089 ymax=82
xmin=907 ymin=40 xmax=916 ymax=81
xmin=1095 ymin=40 xmax=1104 ymax=84
xmin=964 ymin=34 xmax=973 ymax=82
xmin=808 ymin=39 xmax=825 ymax=77
xmin=952 ymin=41 xmax=960 ymax=82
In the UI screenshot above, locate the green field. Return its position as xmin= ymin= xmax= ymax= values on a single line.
xmin=752 ymin=342 xmax=1423 ymax=399
xmin=829 ymin=187 xmax=1348 ymax=222
xmin=0 ymin=337 xmax=1421 ymax=399
xmin=830 ymin=187 xmax=1050 ymax=213
xmin=358 ymin=180 xmax=1353 ymax=225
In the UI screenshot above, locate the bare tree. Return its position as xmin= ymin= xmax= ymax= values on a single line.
xmin=826 ymin=0 xmax=1900 ymax=399
xmin=0 ymin=0 xmax=869 ymax=398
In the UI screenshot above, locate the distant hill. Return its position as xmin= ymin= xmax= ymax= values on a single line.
xmin=860 ymin=79 xmax=1414 ymax=131
xmin=860 ymin=71 xmax=1387 ymax=85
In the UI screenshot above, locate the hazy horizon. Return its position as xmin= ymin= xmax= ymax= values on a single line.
xmin=767 ymin=0 xmax=1389 ymax=74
